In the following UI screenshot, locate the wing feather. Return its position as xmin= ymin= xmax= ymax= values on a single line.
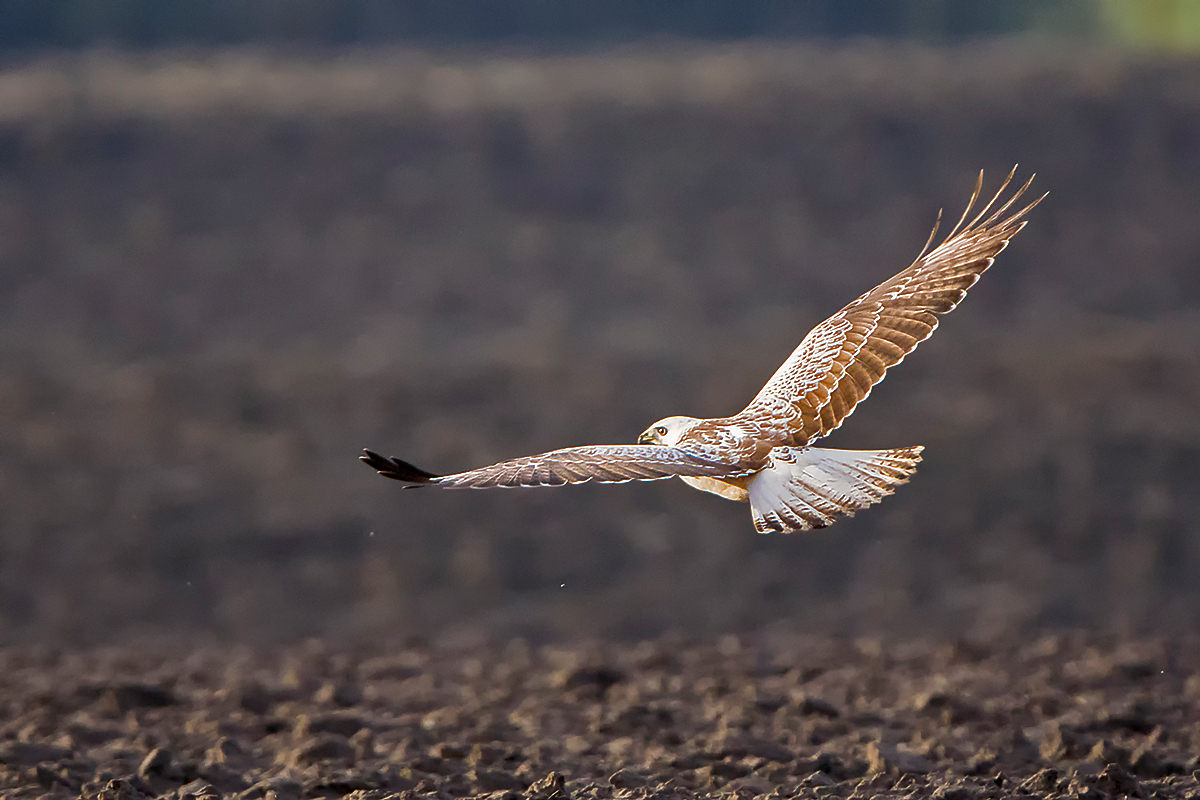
xmin=361 ymin=444 xmax=743 ymax=489
xmin=738 ymin=168 xmax=1043 ymax=446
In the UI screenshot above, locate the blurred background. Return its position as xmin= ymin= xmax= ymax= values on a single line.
xmin=1 ymin=1 xmax=1199 ymax=645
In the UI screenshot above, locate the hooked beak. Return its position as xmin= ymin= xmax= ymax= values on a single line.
xmin=637 ymin=431 xmax=654 ymax=444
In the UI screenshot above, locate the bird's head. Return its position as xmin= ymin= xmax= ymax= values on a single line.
xmin=638 ymin=416 xmax=698 ymax=446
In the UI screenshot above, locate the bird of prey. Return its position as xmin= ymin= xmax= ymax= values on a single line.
xmin=363 ymin=169 xmax=1041 ymax=533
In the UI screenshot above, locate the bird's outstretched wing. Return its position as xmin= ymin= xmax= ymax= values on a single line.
xmin=361 ymin=444 xmax=744 ymax=489
xmin=738 ymin=167 xmax=1043 ymax=447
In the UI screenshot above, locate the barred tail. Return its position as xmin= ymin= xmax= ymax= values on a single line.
xmin=748 ymin=445 xmax=923 ymax=533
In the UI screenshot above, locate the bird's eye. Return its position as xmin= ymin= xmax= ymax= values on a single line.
xmin=655 ymin=426 xmax=668 ymax=436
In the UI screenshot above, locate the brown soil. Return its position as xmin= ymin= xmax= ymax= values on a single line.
xmin=2 ymin=633 xmax=1198 ymax=798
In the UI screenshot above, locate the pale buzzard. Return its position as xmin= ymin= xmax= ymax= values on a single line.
xmin=363 ymin=169 xmax=1041 ymax=533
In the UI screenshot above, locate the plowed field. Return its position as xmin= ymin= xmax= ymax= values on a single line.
xmin=3 ymin=634 xmax=1198 ymax=798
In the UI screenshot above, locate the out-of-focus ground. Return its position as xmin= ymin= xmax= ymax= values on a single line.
xmin=2 ymin=633 xmax=1200 ymax=799
xmin=1 ymin=43 xmax=1200 ymax=644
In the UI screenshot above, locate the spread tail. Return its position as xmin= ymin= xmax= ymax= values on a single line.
xmin=748 ymin=445 xmax=923 ymax=533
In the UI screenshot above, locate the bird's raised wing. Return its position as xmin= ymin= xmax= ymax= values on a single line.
xmin=738 ymin=168 xmax=1043 ymax=447
xmin=361 ymin=444 xmax=744 ymax=489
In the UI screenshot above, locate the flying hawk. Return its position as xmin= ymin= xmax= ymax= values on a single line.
xmin=363 ymin=169 xmax=1041 ymax=533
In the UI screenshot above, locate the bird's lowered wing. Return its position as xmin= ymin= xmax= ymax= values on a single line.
xmin=361 ymin=444 xmax=745 ymax=489
xmin=738 ymin=168 xmax=1043 ymax=446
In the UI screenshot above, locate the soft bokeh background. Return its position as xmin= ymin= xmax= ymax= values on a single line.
xmin=1 ymin=1 xmax=1200 ymax=644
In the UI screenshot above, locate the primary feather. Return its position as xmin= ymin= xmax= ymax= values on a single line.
xmin=363 ymin=169 xmax=1042 ymax=533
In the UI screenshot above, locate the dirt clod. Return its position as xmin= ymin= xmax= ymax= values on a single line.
xmin=137 ymin=747 xmax=171 ymax=778
xmin=1 ymin=635 xmax=1198 ymax=798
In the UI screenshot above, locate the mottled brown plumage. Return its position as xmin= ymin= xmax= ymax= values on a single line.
xmin=361 ymin=444 xmax=741 ymax=488
xmin=677 ymin=167 xmax=1041 ymax=464
xmin=363 ymin=169 xmax=1042 ymax=533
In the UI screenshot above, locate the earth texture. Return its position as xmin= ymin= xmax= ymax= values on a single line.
xmin=2 ymin=633 xmax=1198 ymax=799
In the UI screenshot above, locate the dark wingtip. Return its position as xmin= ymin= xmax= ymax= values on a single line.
xmin=361 ymin=449 xmax=441 ymax=485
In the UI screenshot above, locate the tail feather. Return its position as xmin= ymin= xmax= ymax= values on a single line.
xmin=361 ymin=449 xmax=442 ymax=486
xmin=748 ymin=445 xmax=923 ymax=533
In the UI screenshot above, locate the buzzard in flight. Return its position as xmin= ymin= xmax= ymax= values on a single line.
xmin=363 ymin=169 xmax=1041 ymax=533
